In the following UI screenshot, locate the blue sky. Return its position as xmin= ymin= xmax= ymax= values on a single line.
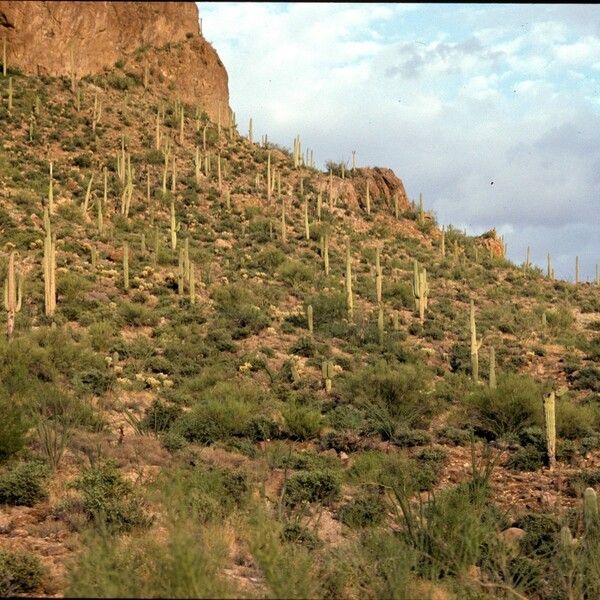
xmin=199 ymin=3 xmax=600 ymax=281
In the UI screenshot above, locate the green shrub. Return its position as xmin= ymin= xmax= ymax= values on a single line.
xmin=0 ymin=549 xmax=45 ymax=596
xmin=73 ymin=461 xmax=151 ymax=532
xmin=283 ymin=403 xmax=322 ymax=441
xmin=0 ymin=392 xmax=28 ymax=462
xmin=280 ymin=522 xmax=320 ymax=550
xmin=464 ymin=373 xmax=542 ymax=440
xmin=339 ymin=361 xmax=435 ymax=440
xmin=175 ymin=382 xmax=272 ymax=444
xmin=505 ymin=446 xmax=545 ymax=472
xmin=142 ymin=400 xmax=182 ymax=433
xmin=337 ymin=493 xmax=386 ymax=528
xmin=285 ymin=469 xmax=341 ymax=506
xmin=0 ymin=461 xmax=48 ymax=506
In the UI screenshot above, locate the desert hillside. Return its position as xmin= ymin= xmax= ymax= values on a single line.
xmin=1 ymin=3 xmax=600 ymax=598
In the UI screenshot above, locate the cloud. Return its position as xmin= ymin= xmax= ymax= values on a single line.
xmin=200 ymin=2 xmax=600 ymax=281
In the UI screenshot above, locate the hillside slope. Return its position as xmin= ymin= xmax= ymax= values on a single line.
xmin=0 ymin=30 xmax=600 ymax=600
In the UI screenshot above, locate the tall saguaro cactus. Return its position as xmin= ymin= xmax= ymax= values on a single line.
xmin=345 ymin=240 xmax=354 ymax=320
xmin=123 ymin=242 xmax=129 ymax=291
xmin=543 ymin=390 xmax=556 ymax=470
xmin=4 ymin=251 xmax=23 ymax=338
xmin=322 ymin=360 xmax=334 ymax=394
xmin=470 ymin=300 xmax=483 ymax=384
xmin=489 ymin=346 xmax=497 ymax=389
xmin=412 ymin=260 xmax=429 ymax=324
xmin=43 ymin=220 xmax=57 ymax=317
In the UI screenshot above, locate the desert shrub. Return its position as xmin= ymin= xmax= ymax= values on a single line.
xmin=556 ymin=399 xmax=598 ymax=439
xmin=142 ymin=399 xmax=183 ymax=433
xmin=159 ymin=430 xmax=188 ymax=453
xmin=319 ymin=430 xmax=362 ymax=453
xmin=325 ymin=404 xmax=367 ymax=433
xmin=0 ymin=392 xmax=29 ymax=461
xmin=212 ymin=284 xmax=270 ymax=338
xmin=569 ymin=367 xmax=600 ymax=392
xmin=545 ymin=305 xmax=574 ymax=332
xmin=65 ymin=523 xmax=232 ymax=598
xmin=289 ymin=336 xmax=316 ymax=357
xmin=73 ymin=461 xmax=151 ymax=532
xmin=337 ymin=493 xmax=386 ymax=528
xmin=284 ymin=469 xmax=341 ymax=507
xmin=280 ymin=522 xmax=320 ymax=550
xmin=119 ymin=301 xmax=159 ymax=327
xmin=464 ymin=373 xmax=542 ymax=440
xmin=175 ymin=381 xmax=272 ymax=444
xmin=339 ymin=360 xmax=435 ymax=440
xmin=282 ymin=402 xmax=322 ymax=441
xmin=245 ymin=415 xmax=281 ymax=442
xmin=250 ymin=245 xmax=286 ymax=271
xmin=0 ymin=461 xmax=48 ymax=506
xmin=0 ymin=549 xmax=45 ymax=596
xmin=160 ymin=464 xmax=250 ymax=523
xmin=506 ymin=446 xmax=545 ymax=472
xmin=305 ymin=291 xmax=347 ymax=330
xmin=278 ymin=260 xmax=315 ymax=288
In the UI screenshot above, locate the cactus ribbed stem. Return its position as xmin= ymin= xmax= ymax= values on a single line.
xmin=189 ymin=262 xmax=196 ymax=304
xmin=378 ymin=306 xmax=384 ymax=346
xmin=575 ymin=255 xmax=580 ymax=285
xmin=322 ymin=361 xmax=334 ymax=394
xmin=48 ymin=161 xmax=54 ymax=212
xmin=303 ymin=199 xmax=310 ymax=241
xmin=322 ymin=233 xmax=329 ymax=276
xmin=543 ymin=390 xmax=556 ymax=469
xmin=411 ymin=260 xmax=429 ymax=324
xmin=123 ymin=242 xmax=129 ymax=291
xmin=489 ymin=346 xmax=497 ymax=389
xmin=584 ymin=487 xmax=599 ymax=533
xmin=365 ymin=180 xmax=370 ymax=215
xmin=82 ymin=174 xmax=93 ymax=217
xmin=4 ymin=251 xmax=23 ymax=338
xmin=307 ymin=304 xmax=313 ymax=335
xmin=470 ymin=300 xmax=482 ymax=384
xmin=43 ymin=223 xmax=56 ymax=317
xmin=345 ymin=240 xmax=353 ymax=320
xmin=170 ymin=200 xmax=178 ymax=251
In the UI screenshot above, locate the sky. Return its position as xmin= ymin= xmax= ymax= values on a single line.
xmin=199 ymin=3 xmax=600 ymax=282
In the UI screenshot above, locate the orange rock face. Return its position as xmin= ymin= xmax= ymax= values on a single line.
xmin=0 ymin=1 xmax=230 ymax=121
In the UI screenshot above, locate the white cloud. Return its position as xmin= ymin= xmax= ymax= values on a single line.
xmin=199 ymin=2 xmax=600 ymax=280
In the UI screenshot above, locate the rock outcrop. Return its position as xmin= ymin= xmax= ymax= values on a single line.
xmin=321 ymin=167 xmax=410 ymax=214
xmin=0 ymin=1 xmax=230 ymax=121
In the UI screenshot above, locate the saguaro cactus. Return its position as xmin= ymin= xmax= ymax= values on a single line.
xmin=322 ymin=360 xmax=334 ymax=394
xmin=365 ymin=180 xmax=371 ymax=215
xmin=489 ymin=346 xmax=497 ymax=389
xmin=307 ymin=304 xmax=314 ymax=335
xmin=411 ymin=260 xmax=429 ymax=324
xmin=170 ymin=199 xmax=179 ymax=251
xmin=378 ymin=306 xmax=384 ymax=346
xmin=48 ymin=161 xmax=54 ymax=212
xmin=321 ymin=232 xmax=330 ymax=276
xmin=584 ymin=487 xmax=599 ymax=533
xmin=303 ymin=199 xmax=310 ymax=241
xmin=470 ymin=300 xmax=483 ymax=383
xmin=345 ymin=240 xmax=354 ymax=320
xmin=441 ymin=227 xmax=446 ymax=259
xmin=543 ymin=389 xmax=556 ymax=470
xmin=123 ymin=242 xmax=129 ymax=291
xmin=375 ymin=247 xmax=383 ymax=304
xmin=4 ymin=251 xmax=23 ymax=338
xmin=43 ymin=222 xmax=57 ymax=317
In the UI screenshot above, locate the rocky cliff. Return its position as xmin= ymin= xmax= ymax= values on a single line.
xmin=0 ymin=1 xmax=230 ymax=121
